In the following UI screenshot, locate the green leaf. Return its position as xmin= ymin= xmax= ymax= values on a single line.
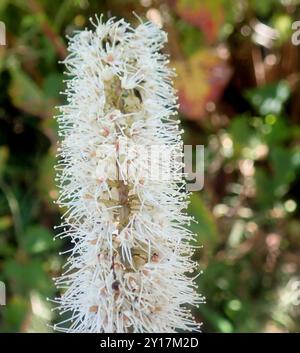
xmin=271 ymin=146 xmax=295 ymax=197
xmin=255 ymin=147 xmax=295 ymax=207
xmin=255 ymin=168 xmax=275 ymax=208
xmin=24 ymin=225 xmax=55 ymax=255
xmin=37 ymin=153 xmax=57 ymax=205
xmin=0 ymin=215 xmax=12 ymax=232
xmin=229 ymin=115 xmax=254 ymax=148
xmin=174 ymin=0 xmax=225 ymax=43
xmin=250 ymin=0 xmax=277 ymax=17
xmin=0 ymin=0 xmax=9 ymax=12
xmin=0 ymin=145 xmax=9 ymax=177
xmin=198 ymin=304 xmax=234 ymax=332
xmin=263 ymin=115 xmax=290 ymax=144
xmin=0 ymin=296 xmax=28 ymax=333
xmin=272 ymin=14 xmax=293 ymax=44
xmin=188 ymin=193 xmax=219 ymax=255
xmin=8 ymin=63 xmax=54 ymax=118
xmin=4 ymin=259 xmax=54 ymax=296
xmin=43 ymin=73 xmax=64 ymax=99
xmin=245 ymin=81 xmax=290 ymax=116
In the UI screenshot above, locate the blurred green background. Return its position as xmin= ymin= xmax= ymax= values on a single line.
xmin=0 ymin=0 xmax=300 ymax=333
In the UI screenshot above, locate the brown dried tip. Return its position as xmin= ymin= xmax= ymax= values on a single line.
xmin=89 ymin=305 xmax=98 ymax=313
xmin=112 ymin=280 xmax=121 ymax=291
xmin=151 ymin=253 xmax=159 ymax=262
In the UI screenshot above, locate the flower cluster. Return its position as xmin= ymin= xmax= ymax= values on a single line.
xmin=53 ymin=16 xmax=202 ymax=333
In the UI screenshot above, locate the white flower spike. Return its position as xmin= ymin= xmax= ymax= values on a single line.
xmin=53 ymin=15 xmax=203 ymax=333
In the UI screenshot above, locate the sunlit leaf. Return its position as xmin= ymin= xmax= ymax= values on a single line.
xmin=0 ymin=215 xmax=12 ymax=231
xmin=263 ymin=115 xmax=290 ymax=144
xmin=245 ymin=81 xmax=290 ymax=116
xmin=172 ymin=0 xmax=225 ymax=43
xmin=174 ymin=49 xmax=231 ymax=120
